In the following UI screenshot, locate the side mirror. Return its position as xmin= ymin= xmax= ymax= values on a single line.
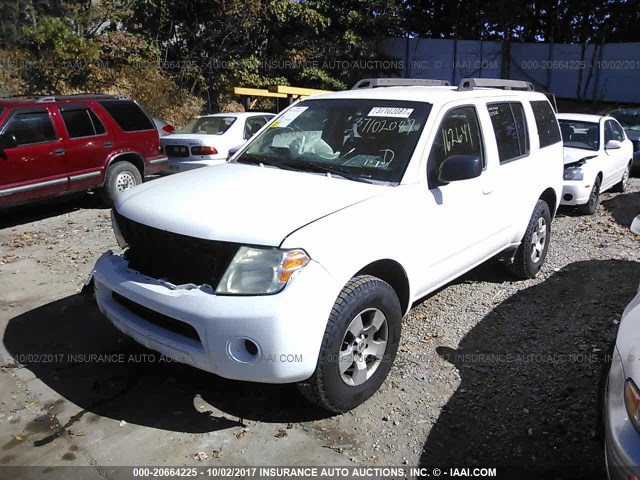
xmin=437 ymin=154 xmax=483 ymax=184
xmin=605 ymin=139 xmax=622 ymax=150
xmin=226 ymin=144 xmax=243 ymax=161
xmin=0 ymin=133 xmax=17 ymax=150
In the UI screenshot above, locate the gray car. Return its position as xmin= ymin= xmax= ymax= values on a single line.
xmin=608 ymin=109 xmax=640 ymax=170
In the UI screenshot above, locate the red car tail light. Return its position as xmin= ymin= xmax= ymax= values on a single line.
xmin=191 ymin=146 xmax=218 ymax=155
xmin=162 ymin=124 xmax=175 ymax=134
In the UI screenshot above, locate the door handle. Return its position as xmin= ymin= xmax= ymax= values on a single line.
xmin=53 ymin=148 xmax=65 ymax=155
xmin=103 ymin=141 xmax=113 ymax=148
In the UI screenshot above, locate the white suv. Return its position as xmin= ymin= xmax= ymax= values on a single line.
xmin=89 ymin=78 xmax=563 ymax=412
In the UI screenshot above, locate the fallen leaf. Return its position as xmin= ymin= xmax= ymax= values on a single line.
xmin=274 ymin=428 xmax=288 ymax=438
xmin=211 ymin=449 xmax=222 ymax=459
xmin=69 ymin=430 xmax=86 ymax=437
xmin=193 ymin=452 xmax=208 ymax=461
xmin=286 ymin=422 xmax=293 ymax=429
xmin=13 ymin=434 xmax=24 ymax=441
xmin=235 ymin=430 xmax=245 ymax=439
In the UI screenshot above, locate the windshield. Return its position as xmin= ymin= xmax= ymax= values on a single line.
xmin=177 ymin=116 xmax=236 ymax=135
xmin=559 ymin=120 xmax=600 ymax=151
xmin=234 ymin=99 xmax=432 ymax=184
xmin=609 ymin=109 xmax=640 ymax=130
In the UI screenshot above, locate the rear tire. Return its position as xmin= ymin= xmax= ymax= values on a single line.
xmin=101 ymin=161 xmax=142 ymax=206
xmin=297 ymin=275 xmax=402 ymax=413
xmin=577 ymin=177 xmax=601 ymax=215
xmin=612 ymin=164 xmax=630 ymax=193
xmin=506 ymin=200 xmax=552 ymax=279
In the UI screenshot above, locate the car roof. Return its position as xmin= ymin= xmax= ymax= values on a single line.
xmin=201 ymin=112 xmax=274 ymax=119
xmin=304 ymin=86 xmax=550 ymax=104
xmin=556 ymin=113 xmax=604 ymax=123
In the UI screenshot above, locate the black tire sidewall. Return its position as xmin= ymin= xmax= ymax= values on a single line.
xmin=104 ymin=162 xmax=142 ymax=204
xmin=319 ymin=279 xmax=401 ymax=412
xmin=522 ymin=201 xmax=552 ymax=277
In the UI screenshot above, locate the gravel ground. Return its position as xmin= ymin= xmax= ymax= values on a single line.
xmin=0 ymin=179 xmax=638 ymax=479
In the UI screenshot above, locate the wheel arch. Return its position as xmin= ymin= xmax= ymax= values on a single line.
xmin=354 ymin=259 xmax=411 ymax=316
xmin=539 ymin=188 xmax=558 ymax=217
xmin=103 ymin=151 xmax=145 ymax=185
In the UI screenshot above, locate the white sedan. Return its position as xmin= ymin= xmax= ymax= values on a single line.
xmin=605 ymin=283 xmax=640 ymax=480
xmin=162 ymin=112 xmax=274 ymax=173
xmin=558 ymin=113 xmax=633 ymax=215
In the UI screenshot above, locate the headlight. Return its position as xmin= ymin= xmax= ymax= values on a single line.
xmin=563 ymin=167 xmax=584 ymax=181
xmin=110 ymin=210 xmax=128 ymax=249
xmin=625 ymin=379 xmax=640 ymax=433
xmin=216 ymin=247 xmax=310 ymax=295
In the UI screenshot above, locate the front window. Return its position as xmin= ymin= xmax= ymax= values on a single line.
xmin=178 ymin=116 xmax=237 ymax=135
xmin=234 ymin=99 xmax=431 ymax=184
xmin=609 ymin=109 xmax=640 ymax=130
xmin=558 ymin=120 xmax=600 ymax=151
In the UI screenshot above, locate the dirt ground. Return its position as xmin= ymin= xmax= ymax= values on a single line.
xmin=0 ymin=179 xmax=639 ymax=480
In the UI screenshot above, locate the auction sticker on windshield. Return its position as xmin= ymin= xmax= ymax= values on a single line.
xmin=270 ymin=106 xmax=309 ymax=128
xmin=367 ymin=107 xmax=414 ymax=118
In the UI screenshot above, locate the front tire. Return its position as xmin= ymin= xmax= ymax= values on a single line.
xmin=507 ymin=200 xmax=552 ymax=279
xmin=577 ymin=177 xmax=601 ymax=215
xmin=102 ymin=161 xmax=143 ymax=206
xmin=297 ymin=275 xmax=402 ymax=413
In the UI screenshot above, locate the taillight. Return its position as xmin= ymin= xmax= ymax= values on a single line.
xmin=191 ymin=146 xmax=218 ymax=155
xmin=162 ymin=125 xmax=175 ymax=134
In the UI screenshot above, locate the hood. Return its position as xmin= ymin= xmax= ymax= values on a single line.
xmin=115 ymin=162 xmax=385 ymax=246
xmin=563 ymin=146 xmax=598 ymax=166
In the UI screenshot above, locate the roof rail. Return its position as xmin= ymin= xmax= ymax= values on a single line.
xmin=352 ymin=78 xmax=451 ymax=89
xmin=34 ymin=94 xmax=129 ymax=103
xmin=457 ymin=78 xmax=534 ymax=91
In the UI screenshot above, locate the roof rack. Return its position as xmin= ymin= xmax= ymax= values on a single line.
xmin=35 ymin=94 xmax=129 ymax=102
xmin=457 ymin=78 xmax=534 ymax=91
xmin=352 ymin=78 xmax=451 ymax=89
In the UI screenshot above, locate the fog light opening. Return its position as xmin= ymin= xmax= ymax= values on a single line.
xmin=244 ymin=339 xmax=258 ymax=356
xmin=227 ymin=337 xmax=260 ymax=363
xmin=563 ymin=193 xmax=573 ymax=201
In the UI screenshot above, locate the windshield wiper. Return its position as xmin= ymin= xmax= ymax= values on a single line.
xmin=236 ymin=154 xmax=297 ymax=171
xmin=284 ymin=160 xmax=374 ymax=184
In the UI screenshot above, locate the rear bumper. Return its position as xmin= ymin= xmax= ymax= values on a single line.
xmin=92 ymin=251 xmax=338 ymax=383
xmin=167 ymin=156 xmax=226 ymax=173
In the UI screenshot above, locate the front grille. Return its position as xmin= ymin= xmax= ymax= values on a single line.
xmin=165 ymin=145 xmax=190 ymax=157
xmin=112 ymin=292 xmax=201 ymax=342
xmin=114 ymin=210 xmax=239 ymax=288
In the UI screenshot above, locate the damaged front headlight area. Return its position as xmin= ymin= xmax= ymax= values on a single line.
xmin=563 ymin=165 xmax=584 ymax=181
xmin=216 ymin=247 xmax=310 ymax=295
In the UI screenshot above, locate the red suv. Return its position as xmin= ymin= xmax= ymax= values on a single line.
xmin=0 ymin=94 xmax=167 ymax=208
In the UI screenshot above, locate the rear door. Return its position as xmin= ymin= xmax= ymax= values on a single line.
xmin=0 ymin=106 xmax=67 ymax=205
xmin=58 ymin=104 xmax=114 ymax=192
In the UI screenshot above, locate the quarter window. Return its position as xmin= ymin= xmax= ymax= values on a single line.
xmin=606 ymin=120 xmax=625 ymax=142
xmin=99 ymin=100 xmax=154 ymax=132
xmin=427 ymin=106 xmax=484 ymax=187
xmin=530 ymin=100 xmax=562 ymax=148
xmin=61 ymin=107 xmax=106 ymax=138
xmin=3 ymin=110 xmax=57 ymax=145
xmin=487 ymin=102 xmax=529 ymax=164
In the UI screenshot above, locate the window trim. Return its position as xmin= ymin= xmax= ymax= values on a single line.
xmin=0 ymin=107 xmax=59 ymax=147
xmin=487 ymin=101 xmax=531 ymax=165
xmin=60 ymin=105 xmax=108 ymax=140
xmin=427 ymin=104 xmax=487 ymax=188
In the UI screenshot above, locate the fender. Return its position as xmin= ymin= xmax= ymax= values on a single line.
xmin=102 ymin=149 xmax=146 ymax=185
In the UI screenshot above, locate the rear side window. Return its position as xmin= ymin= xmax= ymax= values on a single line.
xmin=99 ymin=100 xmax=154 ymax=132
xmin=61 ymin=107 xmax=106 ymax=138
xmin=487 ymin=102 xmax=529 ymax=163
xmin=3 ymin=109 xmax=57 ymax=145
xmin=530 ymin=100 xmax=561 ymax=148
